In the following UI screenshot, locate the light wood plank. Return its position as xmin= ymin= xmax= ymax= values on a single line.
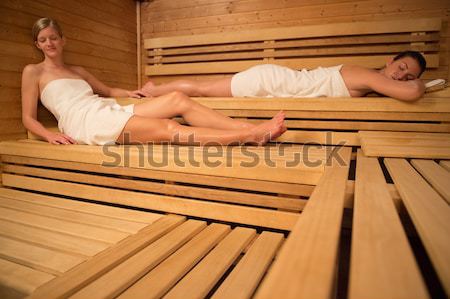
xmin=1 ymin=174 xmax=299 ymax=230
xmin=360 ymin=145 xmax=450 ymax=159
xmin=149 ymin=33 xmax=440 ymax=56
xmin=117 ymin=223 xmax=230 ymax=299
xmin=359 ymin=131 xmax=450 ymax=140
xmin=0 ymin=196 xmax=147 ymax=234
xmin=211 ymin=231 xmax=284 ymax=299
xmin=2 ymin=164 xmax=305 ymax=211
xmin=254 ymin=147 xmax=352 ymax=299
xmin=163 ymin=227 xmax=256 ymax=299
xmin=277 ymin=130 xmax=360 ymax=146
xmin=27 ymin=215 xmax=185 ymax=299
xmin=70 ymin=220 xmax=206 ymax=299
xmin=0 ymin=187 xmax=160 ymax=224
xmin=411 ymin=159 xmax=450 ymax=204
xmin=212 ymin=110 xmax=450 ymax=122
xmin=0 ymin=155 xmax=315 ymax=196
xmin=145 ymin=55 xmax=439 ymax=75
xmin=191 ymin=97 xmax=450 ymax=113
xmin=0 ymin=141 xmax=325 ymax=185
xmin=0 ymin=235 xmax=85 ymax=276
xmin=150 ymin=44 xmax=438 ymax=64
xmin=440 ymin=160 xmax=450 ymax=172
xmin=0 ymin=218 xmax=109 ymax=257
xmin=359 ymin=131 xmax=450 ymax=159
xmin=0 ymin=258 xmax=55 ymax=296
xmin=144 ymin=18 xmax=441 ymax=48
xmin=281 ymin=120 xmax=450 ymax=133
xmin=349 ymin=151 xmax=428 ymax=299
xmin=0 ymin=204 xmax=128 ymax=244
xmin=385 ymin=158 xmax=450 ymax=296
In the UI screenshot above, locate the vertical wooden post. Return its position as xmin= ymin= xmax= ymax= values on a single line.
xmin=263 ymin=40 xmax=275 ymax=63
xmin=136 ymin=1 xmax=142 ymax=89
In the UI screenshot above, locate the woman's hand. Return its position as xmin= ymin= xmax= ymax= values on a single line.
xmin=127 ymin=90 xmax=147 ymax=98
xmin=45 ymin=132 xmax=77 ymax=145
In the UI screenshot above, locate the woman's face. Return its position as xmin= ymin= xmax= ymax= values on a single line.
xmin=382 ymin=56 xmax=422 ymax=81
xmin=35 ymin=26 xmax=64 ymax=58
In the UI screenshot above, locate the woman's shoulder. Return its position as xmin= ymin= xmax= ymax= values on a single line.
xmin=23 ymin=63 xmax=41 ymax=73
xmin=22 ymin=63 xmax=44 ymax=82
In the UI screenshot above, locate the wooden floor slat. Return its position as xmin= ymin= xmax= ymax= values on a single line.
xmin=349 ymin=151 xmax=428 ymax=299
xmin=27 ymin=215 xmax=185 ymax=299
xmin=385 ymin=158 xmax=450 ymax=296
xmin=163 ymin=227 xmax=256 ymax=299
xmin=0 ymin=235 xmax=85 ymax=276
xmin=0 ymin=155 xmax=314 ymax=197
xmin=0 ymin=206 xmax=128 ymax=244
xmin=0 ymin=187 xmax=161 ymax=224
xmin=0 ymin=258 xmax=55 ymax=297
xmin=211 ymin=231 xmax=284 ymax=299
xmin=1 ymin=164 xmax=305 ymax=211
xmin=411 ymin=159 xmax=450 ymax=204
xmin=359 ymin=131 xmax=450 ymax=159
xmin=70 ymin=220 xmax=206 ymax=299
xmin=117 ymin=223 xmax=230 ymax=299
xmin=1 ymin=174 xmax=299 ymax=230
xmin=440 ymin=160 xmax=450 ymax=172
xmin=0 ymin=218 xmax=109 ymax=257
xmin=0 ymin=196 xmax=147 ymax=234
xmin=254 ymin=147 xmax=351 ymax=299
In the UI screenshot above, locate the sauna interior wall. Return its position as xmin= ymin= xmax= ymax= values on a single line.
xmin=140 ymin=0 xmax=450 ymax=84
xmin=0 ymin=0 xmax=137 ymax=141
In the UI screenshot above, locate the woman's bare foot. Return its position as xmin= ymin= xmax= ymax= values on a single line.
xmin=140 ymin=80 xmax=155 ymax=96
xmin=246 ymin=111 xmax=286 ymax=145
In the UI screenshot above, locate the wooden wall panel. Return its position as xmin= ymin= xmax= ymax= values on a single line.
xmin=140 ymin=0 xmax=450 ymax=85
xmin=0 ymin=0 xmax=137 ymax=141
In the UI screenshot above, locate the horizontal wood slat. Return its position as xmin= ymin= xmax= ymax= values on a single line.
xmin=148 ymin=33 xmax=440 ymax=57
xmin=0 ymin=140 xmax=326 ymax=185
xmin=359 ymin=131 xmax=450 ymax=159
xmin=1 ymin=174 xmax=299 ymax=230
xmin=145 ymin=18 xmax=441 ymax=48
xmin=145 ymin=55 xmax=440 ymax=75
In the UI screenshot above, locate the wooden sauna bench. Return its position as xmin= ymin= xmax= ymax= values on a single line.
xmin=0 ymin=17 xmax=449 ymax=298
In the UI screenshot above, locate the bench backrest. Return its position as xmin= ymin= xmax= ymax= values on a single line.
xmin=144 ymin=18 xmax=442 ymax=80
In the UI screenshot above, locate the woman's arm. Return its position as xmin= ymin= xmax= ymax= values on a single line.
xmin=21 ymin=65 xmax=76 ymax=144
xmin=353 ymin=67 xmax=425 ymax=101
xmin=71 ymin=66 xmax=144 ymax=98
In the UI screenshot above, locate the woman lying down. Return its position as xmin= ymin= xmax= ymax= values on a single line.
xmin=22 ymin=18 xmax=286 ymax=146
xmin=141 ymin=51 xmax=427 ymax=101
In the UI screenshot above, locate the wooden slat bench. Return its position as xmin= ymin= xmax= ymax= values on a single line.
xmin=0 ymin=139 xmax=351 ymax=231
xmin=0 ymin=148 xmax=351 ymax=299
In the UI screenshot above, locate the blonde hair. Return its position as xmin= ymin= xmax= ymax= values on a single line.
xmin=32 ymin=18 xmax=63 ymax=42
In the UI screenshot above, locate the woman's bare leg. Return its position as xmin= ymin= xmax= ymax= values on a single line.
xmin=134 ymin=91 xmax=254 ymax=130
xmin=140 ymin=77 xmax=232 ymax=97
xmin=116 ymin=112 xmax=286 ymax=145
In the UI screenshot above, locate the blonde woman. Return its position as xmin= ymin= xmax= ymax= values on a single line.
xmin=22 ymin=18 xmax=286 ymax=145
